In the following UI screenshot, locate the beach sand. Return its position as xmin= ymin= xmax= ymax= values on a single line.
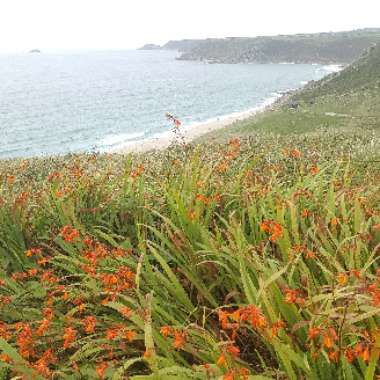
xmin=118 ymin=97 xmax=282 ymax=154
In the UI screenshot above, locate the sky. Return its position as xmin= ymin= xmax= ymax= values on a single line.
xmin=0 ymin=0 xmax=379 ymax=52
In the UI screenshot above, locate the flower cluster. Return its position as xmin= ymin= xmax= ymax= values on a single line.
xmin=260 ymin=220 xmax=283 ymax=242
xmin=60 ymin=225 xmax=80 ymax=242
xmin=160 ymin=326 xmax=187 ymax=350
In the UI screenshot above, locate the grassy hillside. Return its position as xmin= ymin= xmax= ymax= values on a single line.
xmin=173 ymin=28 xmax=380 ymax=64
xmin=0 ymin=45 xmax=380 ymax=379
xmin=206 ymin=44 xmax=380 ymax=140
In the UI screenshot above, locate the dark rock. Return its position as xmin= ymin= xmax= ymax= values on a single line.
xmin=288 ymin=101 xmax=300 ymax=110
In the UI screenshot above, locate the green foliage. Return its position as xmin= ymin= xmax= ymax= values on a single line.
xmin=0 ymin=133 xmax=379 ymax=378
xmin=0 ymin=37 xmax=380 ymax=380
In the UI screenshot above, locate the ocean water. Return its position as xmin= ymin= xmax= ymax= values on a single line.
xmin=0 ymin=50 xmax=334 ymax=159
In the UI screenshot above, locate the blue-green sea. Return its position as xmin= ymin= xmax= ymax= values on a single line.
xmin=0 ymin=50 xmax=336 ymax=158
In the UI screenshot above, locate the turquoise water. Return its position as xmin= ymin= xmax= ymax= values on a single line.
xmin=0 ymin=50 xmax=333 ymax=158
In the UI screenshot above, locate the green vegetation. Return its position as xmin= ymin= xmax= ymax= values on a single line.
xmin=0 ymin=43 xmax=380 ymax=380
xmin=205 ymin=44 xmax=380 ymax=140
xmin=168 ymin=28 xmax=380 ymax=64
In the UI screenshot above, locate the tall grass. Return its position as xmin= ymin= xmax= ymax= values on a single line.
xmin=0 ymin=131 xmax=379 ymax=379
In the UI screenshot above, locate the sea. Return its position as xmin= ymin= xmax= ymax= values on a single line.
xmin=0 ymin=50 xmax=339 ymax=159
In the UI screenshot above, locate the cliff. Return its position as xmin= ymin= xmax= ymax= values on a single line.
xmin=171 ymin=29 xmax=380 ymax=64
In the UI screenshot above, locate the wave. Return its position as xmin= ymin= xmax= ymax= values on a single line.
xmin=322 ymin=64 xmax=344 ymax=73
xmin=110 ymin=93 xmax=284 ymax=152
xmin=96 ymin=132 xmax=146 ymax=152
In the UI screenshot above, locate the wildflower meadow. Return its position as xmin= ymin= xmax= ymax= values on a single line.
xmin=0 ymin=125 xmax=379 ymax=379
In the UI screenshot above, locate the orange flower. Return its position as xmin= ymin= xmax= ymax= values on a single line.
xmin=284 ymin=288 xmax=305 ymax=305
xmin=230 ymin=309 xmax=241 ymax=323
xmin=28 ymin=268 xmax=38 ymax=277
xmin=130 ymin=164 xmax=145 ymax=180
xmin=0 ymin=354 xmax=11 ymax=363
xmin=308 ymin=327 xmax=321 ymax=341
xmin=350 ymin=269 xmax=361 ymax=279
xmin=160 ymin=326 xmax=172 ymax=338
xmin=218 ymin=310 xmax=230 ymax=330
xmin=337 ymin=273 xmax=348 ymax=286
xmin=82 ymin=316 xmax=97 ymax=334
xmin=328 ymin=350 xmax=340 ymax=363
xmin=101 ymin=297 xmax=110 ymax=305
xmin=112 ymin=247 xmax=129 ymax=257
xmin=196 ymin=194 xmax=210 ymax=204
xmin=121 ymin=307 xmax=132 ymax=319
xmin=239 ymin=368 xmax=250 ymax=380
xmin=0 ymin=322 xmax=11 ymax=341
xmin=260 ymin=220 xmax=283 ymax=242
xmin=16 ymin=324 xmax=35 ymax=359
xmin=223 ymin=370 xmax=236 ymax=380
xmin=38 ymin=257 xmax=50 ymax=266
xmin=361 ymin=346 xmax=370 ymax=362
xmin=367 ymin=282 xmax=380 ymax=305
xmin=310 ymin=166 xmax=320 ymax=175
xmin=271 ymin=320 xmax=286 ymax=338
xmin=323 ymin=327 xmax=338 ymax=349
xmin=226 ymin=345 xmax=240 ymax=358
xmin=284 ymin=288 xmax=297 ymax=304
xmin=33 ymin=349 xmax=57 ymax=377
xmin=216 ymin=352 xmax=227 ymax=367
xmin=143 ymin=348 xmax=153 ymax=358
xmin=60 ymin=225 xmax=80 ymax=243
xmin=305 ymin=249 xmax=316 ymax=259
xmin=6 ymin=175 xmax=16 ymax=185
xmin=36 ymin=318 xmax=50 ymax=336
xmin=63 ymin=327 xmax=77 ymax=349
xmin=302 ymin=209 xmax=312 ymax=218
xmin=371 ymin=290 xmax=380 ymax=306
xmin=324 ymin=335 xmax=334 ymax=349
xmin=290 ymin=149 xmax=301 ymax=158
xmin=345 ymin=348 xmax=355 ymax=363
xmin=25 ymin=248 xmax=42 ymax=257
xmin=172 ymin=330 xmax=186 ymax=350
xmin=188 ymin=209 xmax=196 ymax=221
xmin=124 ymin=330 xmax=136 ymax=342
xmin=354 ymin=342 xmax=363 ymax=357
xmin=229 ymin=137 xmax=241 ymax=149
xmin=106 ymin=328 xmax=119 ymax=341
xmin=166 ymin=113 xmax=182 ymax=129
xmin=240 ymin=305 xmax=268 ymax=329
xmin=96 ymin=361 xmax=109 ymax=379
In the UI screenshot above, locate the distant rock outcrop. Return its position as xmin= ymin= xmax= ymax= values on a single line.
xmin=139 ymin=44 xmax=161 ymax=50
xmin=161 ymin=39 xmax=201 ymax=52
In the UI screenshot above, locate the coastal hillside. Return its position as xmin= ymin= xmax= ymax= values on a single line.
xmin=207 ymin=43 xmax=380 ymax=140
xmin=160 ymin=28 xmax=380 ymax=64
xmin=1 ymin=43 xmax=380 ymax=380
xmin=296 ymin=43 xmax=380 ymax=98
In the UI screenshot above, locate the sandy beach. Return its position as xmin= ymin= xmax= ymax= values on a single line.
xmin=117 ymin=96 xmax=282 ymax=154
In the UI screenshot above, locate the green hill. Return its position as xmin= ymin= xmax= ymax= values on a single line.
xmin=297 ymin=43 xmax=380 ymax=98
xmin=172 ymin=28 xmax=380 ymax=64
xmin=207 ymin=43 xmax=380 ymax=139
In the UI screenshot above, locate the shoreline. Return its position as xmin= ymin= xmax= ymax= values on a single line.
xmin=116 ymin=64 xmax=342 ymax=154
xmin=117 ymin=95 xmax=284 ymax=154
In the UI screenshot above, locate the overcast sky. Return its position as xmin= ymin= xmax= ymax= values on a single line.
xmin=0 ymin=0 xmax=379 ymax=52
